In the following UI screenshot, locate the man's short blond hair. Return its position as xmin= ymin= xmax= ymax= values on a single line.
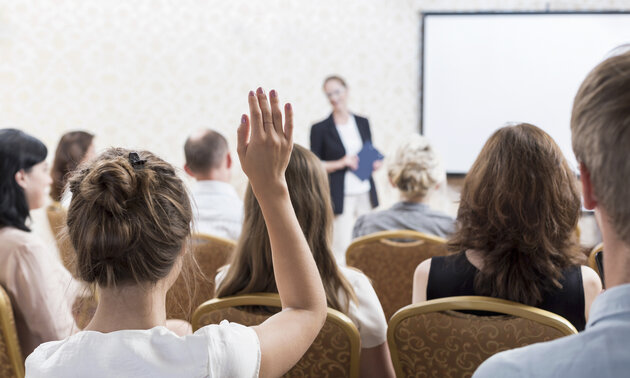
xmin=571 ymin=47 xmax=630 ymax=243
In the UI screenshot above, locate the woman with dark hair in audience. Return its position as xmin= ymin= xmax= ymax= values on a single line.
xmin=412 ymin=123 xmax=602 ymax=331
xmin=27 ymin=89 xmax=328 ymax=377
xmin=50 ymin=131 xmax=95 ymax=205
xmin=353 ymin=134 xmax=454 ymax=239
xmin=216 ymin=144 xmax=395 ymax=378
xmin=0 ymin=129 xmax=80 ymax=358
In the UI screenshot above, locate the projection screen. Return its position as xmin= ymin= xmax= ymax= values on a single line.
xmin=421 ymin=12 xmax=630 ymax=174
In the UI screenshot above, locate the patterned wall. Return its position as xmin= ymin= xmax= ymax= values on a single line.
xmin=1 ymin=0 xmax=627 ymax=241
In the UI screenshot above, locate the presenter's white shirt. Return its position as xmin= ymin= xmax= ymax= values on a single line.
xmin=216 ymin=265 xmax=387 ymax=348
xmin=336 ymin=116 xmax=371 ymax=195
xmin=190 ymin=180 xmax=243 ymax=240
xmin=25 ymin=321 xmax=260 ymax=378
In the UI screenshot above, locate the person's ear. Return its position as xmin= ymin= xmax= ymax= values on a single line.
xmin=579 ymin=162 xmax=597 ymax=210
xmin=14 ymin=169 xmax=28 ymax=190
xmin=225 ymin=153 xmax=232 ymax=169
xmin=183 ymin=164 xmax=195 ymax=178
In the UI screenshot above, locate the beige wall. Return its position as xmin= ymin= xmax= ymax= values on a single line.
xmin=1 ymin=0 xmax=628 ymax=243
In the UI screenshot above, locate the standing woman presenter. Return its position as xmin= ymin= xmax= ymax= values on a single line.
xmin=311 ymin=76 xmax=380 ymax=264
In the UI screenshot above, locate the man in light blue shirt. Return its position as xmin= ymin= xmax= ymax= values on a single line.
xmin=475 ymin=48 xmax=630 ymax=378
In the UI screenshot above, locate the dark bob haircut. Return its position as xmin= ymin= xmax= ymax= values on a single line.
xmin=0 ymin=129 xmax=48 ymax=231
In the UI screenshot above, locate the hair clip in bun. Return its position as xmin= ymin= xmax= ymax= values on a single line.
xmin=129 ymin=152 xmax=147 ymax=168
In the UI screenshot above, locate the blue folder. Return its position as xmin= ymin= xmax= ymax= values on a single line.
xmin=351 ymin=142 xmax=384 ymax=181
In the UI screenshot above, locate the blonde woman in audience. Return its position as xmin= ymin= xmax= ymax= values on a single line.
xmin=50 ymin=130 xmax=96 ymax=206
xmin=216 ymin=144 xmax=395 ymax=378
xmin=352 ymin=134 xmax=455 ymax=239
xmin=412 ymin=123 xmax=601 ymax=331
xmin=26 ymin=89 xmax=328 ymax=377
xmin=0 ymin=129 xmax=80 ymax=358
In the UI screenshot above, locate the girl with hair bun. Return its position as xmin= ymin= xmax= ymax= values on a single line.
xmin=352 ymin=134 xmax=455 ymax=239
xmin=26 ymin=89 xmax=328 ymax=378
xmin=0 ymin=129 xmax=80 ymax=358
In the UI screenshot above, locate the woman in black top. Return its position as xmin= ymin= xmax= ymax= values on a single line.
xmin=412 ymin=124 xmax=602 ymax=331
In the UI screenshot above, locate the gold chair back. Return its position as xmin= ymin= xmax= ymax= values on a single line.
xmin=166 ymin=233 xmax=235 ymax=321
xmin=587 ymin=242 xmax=604 ymax=278
xmin=388 ymin=296 xmax=577 ymax=378
xmin=0 ymin=285 xmax=24 ymax=378
xmin=45 ymin=202 xmax=77 ymax=276
xmin=346 ymin=230 xmax=448 ymax=319
xmin=193 ymin=293 xmax=361 ymax=378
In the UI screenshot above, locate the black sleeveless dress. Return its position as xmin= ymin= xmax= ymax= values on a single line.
xmin=426 ymin=251 xmax=586 ymax=331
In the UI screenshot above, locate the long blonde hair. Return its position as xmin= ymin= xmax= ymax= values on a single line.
xmin=216 ymin=144 xmax=357 ymax=312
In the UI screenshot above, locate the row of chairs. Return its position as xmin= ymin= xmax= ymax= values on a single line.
xmin=32 ymin=203 xmax=602 ymax=377
xmin=0 ymin=284 xmax=578 ymax=378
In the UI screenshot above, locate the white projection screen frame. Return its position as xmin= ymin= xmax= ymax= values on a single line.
xmin=421 ymin=12 xmax=630 ymax=175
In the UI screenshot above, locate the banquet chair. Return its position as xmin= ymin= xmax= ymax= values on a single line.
xmin=45 ymin=202 xmax=76 ymax=276
xmin=0 ymin=285 xmax=24 ymax=378
xmin=193 ymin=293 xmax=361 ymax=378
xmin=346 ymin=230 xmax=448 ymax=319
xmin=388 ymin=296 xmax=578 ymax=378
xmin=165 ymin=233 xmax=235 ymax=321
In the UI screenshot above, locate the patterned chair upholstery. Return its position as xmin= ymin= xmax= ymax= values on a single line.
xmin=388 ymin=296 xmax=578 ymax=378
xmin=166 ymin=233 xmax=235 ymax=321
xmin=0 ymin=285 xmax=24 ymax=378
xmin=587 ymin=242 xmax=603 ymax=278
xmin=193 ymin=293 xmax=361 ymax=378
xmin=45 ymin=202 xmax=77 ymax=276
xmin=346 ymin=230 xmax=448 ymax=319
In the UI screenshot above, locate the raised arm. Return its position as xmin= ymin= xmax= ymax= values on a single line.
xmin=237 ymin=88 xmax=327 ymax=378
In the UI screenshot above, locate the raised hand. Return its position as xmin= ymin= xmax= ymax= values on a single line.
xmin=237 ymin=87 xmax=293 ymax=195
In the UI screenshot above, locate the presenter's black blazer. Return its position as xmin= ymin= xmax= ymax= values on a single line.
xmin=310 ymin=114 xmax=378 ymax=215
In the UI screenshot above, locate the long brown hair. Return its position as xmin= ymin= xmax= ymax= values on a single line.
xmin=66 ymin=148 xmax=192 ymax=287
xmin=51 ymin=131 xmax=95 ymax=202
xmin=448 ymin=124 xmax=582 ymax=306
xmin=216 ymin=144 xmax=357 ymax=312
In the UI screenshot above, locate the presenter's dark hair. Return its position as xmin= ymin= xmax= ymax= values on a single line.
xmin=0 ymin=129 xmax=48 ymax=232
xmin=448 ymin=123 xmax=581 ymax=306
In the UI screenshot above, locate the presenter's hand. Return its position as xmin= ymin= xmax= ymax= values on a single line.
xmin=343 ymin=155 xmax=359 ymax=171
xmin=237 ymin=87 xmax=293 ymax=195
xmin=373 ymin=160 xmax=383 ymax=171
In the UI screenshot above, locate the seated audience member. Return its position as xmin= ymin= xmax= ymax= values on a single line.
xmin=27 ymin=89 xmax=327 ymax=378
xmin=50 ymin=131 xmax=95 ymax=206
xmin=184 ymin=129 xmax=243 ymax=240
xmin=352 ymin=134 xmax=454 ymax=239
xmin=0 ymin=129 xmax=80 ymax=358
xmin=474 ymin=50 xmax=630 ymax=377
xmin=216 ymin=144 xmax=395 ymax=378
xmin=412 ymin=123 xmax=601 ymax=331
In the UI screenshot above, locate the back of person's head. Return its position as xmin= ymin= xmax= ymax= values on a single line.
xmin=0 ymin=129 xmax=48 ymax=232
xmin=51 ymin=131 xmax=95 ymax=202
xmin=572 ymin=48 xmax=630 ymax=244
xmin=184 ymin=129 xmax=228 ymax=175
xmin=388 ymin=134 xmax=445 ymax=201
xmin=449 ymin=123 xmax=581 ymax=306
xmin=216 ymin=144 xmax=356 ymax=311
xmin=66 ymin=148 xmax=192 ymax=287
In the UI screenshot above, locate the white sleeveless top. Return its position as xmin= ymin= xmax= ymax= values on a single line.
xmin=25 ymin=320 xmax=260 ymax=378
